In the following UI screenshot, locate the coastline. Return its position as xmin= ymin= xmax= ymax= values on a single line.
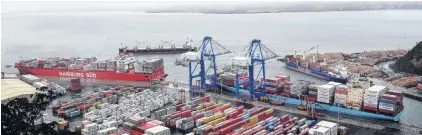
xmin=145 ymin=9 xmax=422 ymax=15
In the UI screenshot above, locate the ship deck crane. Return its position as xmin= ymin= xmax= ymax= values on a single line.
xmin=183 ymin=36 xmax=233 ymax=100
xmin=234 ymin=39 xmax=279 ymax=105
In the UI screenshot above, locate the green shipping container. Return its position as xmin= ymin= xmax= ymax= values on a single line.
xmin=69 ymin=110 xmax=81 ymax=118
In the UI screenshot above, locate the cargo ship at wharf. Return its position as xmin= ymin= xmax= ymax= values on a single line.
xmin=417 ymin=76 xmax=422 ymax=91
xmin=15 ymin=54 xmax=166 ymax=81
xmin=284 ymin=55 xmax=350 ymax=84
xmin=215 ymin=73 xmax=404 ymax=122
xmin=119 ymin=39 xmax=197 ymax=55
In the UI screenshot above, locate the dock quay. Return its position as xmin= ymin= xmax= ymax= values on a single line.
xmin=404 ymin=88 xmax=422 ymax=101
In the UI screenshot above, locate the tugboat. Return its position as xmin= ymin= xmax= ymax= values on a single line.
xmin=119 ymin=39 xmax=197 ymax=55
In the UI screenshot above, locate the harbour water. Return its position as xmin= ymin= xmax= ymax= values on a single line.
xmin=2 ymin=10 xmax=422 ymax=132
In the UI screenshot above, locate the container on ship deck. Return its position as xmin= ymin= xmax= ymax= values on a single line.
xmin=363 ymin=106 xmax=377 ymax=112
xmin=379 ymin=108 xmax=395 ymax=114
xmin=381 ymin=94 xmax=400 ymax=101
xmin=305 ymin=96 xmax=317 ymax=101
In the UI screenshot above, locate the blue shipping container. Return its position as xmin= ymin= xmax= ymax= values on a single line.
xmin=379 ymin=99 xmax=395 ymax=104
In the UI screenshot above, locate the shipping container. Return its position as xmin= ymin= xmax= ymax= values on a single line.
xmin=144 ymin=125 xmax=170 ymax=135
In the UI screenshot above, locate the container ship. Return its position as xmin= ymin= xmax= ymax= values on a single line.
xmin=215 ymin=73 xmax=404 ymax=121
xmin=284 ymin=55 xmax=350 ymax=84
xmin=417 ymin=76 xmax=422 ymax=91
xmin=119 ymin=40 xmax=197 ymax=55
xmin=15 ymin=54 xmax=165 ymax=81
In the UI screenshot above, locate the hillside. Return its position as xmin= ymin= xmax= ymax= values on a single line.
xmin=145 ymin=1 xmax=422 ymax=14
xmin=392 ymin=41 xmax=422 ymax=75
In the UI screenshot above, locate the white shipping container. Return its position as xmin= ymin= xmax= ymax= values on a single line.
xmin=84 ymin=123 xmax=99 ymax=132
xmin=181 ymin=52 xmax=200 ymax=61
xmin=327 ymin=82 xmax=342 ymax=86
xmin=365 ymin=85 xmax=388 ymax=95
xmin=230 ymin=56 xmax=251 ymax=68
xmin=316 ymin=121 xmax=338 ymax=135
xmin=308 ymin=128 xmax=315 ymax=135
xmin=314 ymin=127 xmax=330 ymax=135
xmin=145 ymin=125 xmax=171 ymax=135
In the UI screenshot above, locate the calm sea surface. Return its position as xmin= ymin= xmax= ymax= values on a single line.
xmin=2 ymin=10 xmax=422 ymax=130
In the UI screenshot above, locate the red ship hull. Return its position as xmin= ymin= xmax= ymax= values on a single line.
xmin=16 ymin=66 xmax=165 ymax=81
xmin=417 ymin=85 xmax=422 ymax=91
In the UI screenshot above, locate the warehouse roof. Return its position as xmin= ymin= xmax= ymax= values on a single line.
xmin=2 ymin=79 xmax=38 ymax=100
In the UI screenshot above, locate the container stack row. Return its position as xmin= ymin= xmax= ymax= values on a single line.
xmin=378 ymin=90 xmax=404 ymax=116
xmin=20 ymin=74 xmax=66 ymax=95
xmin=260 ymin=75 xmax=405 ymax=116
xmin=188 ymin=110 xmax=349 ymax=135
xmin=363 ymin=85 xmax=388 ymax=112
xmin=81 ymin=88 xmax=179 ymax=135
xmin=290 ymin=80 xmax=312 ymax=98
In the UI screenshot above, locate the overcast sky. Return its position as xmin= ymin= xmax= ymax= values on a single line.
xmin=2 ymin=1 xmax=303 ymax=14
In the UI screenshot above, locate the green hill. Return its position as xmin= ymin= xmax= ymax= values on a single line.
xmin=392 ymin=41 xmax=422 ymax=75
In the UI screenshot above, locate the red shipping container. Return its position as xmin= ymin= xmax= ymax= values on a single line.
xmin=110 ymin=131 xmax=126 ymax=135
xmin=266 ymin=88 xmax=279 ymax=94
xmin=299 ymin=128 xmax=309 ymax=135
xmin=181 ymin=110 xmax=191 ymax=118
xmin=194 ymin=113 xmax=205 ymax=120
xmin=275 ymin=75 xmax=289 ymax=80
xmin=258 ymin=112 xmax=267 ymax=121
xmin=284 ymin=82 xmax=293 ymax=86
xmin=147 ymin=120 xmax=164 ymax=126
xmin=218 ymin=120 xmax=247 ymax=135
xmin=265 ymin=77 xmax=279 ymax=83
xmin=237 ymin=124 xmax=256 ymax=134
xmin=379 ymin=108 xmax=395 ymax=114
xmin=77 ymin=104 xmax=90 ymax=110
xmin=249 ymin=126 xmax=265 ymax=134
xmin=131 ymin=129 xmax=143 ymax=135
xmin=38 ymin=60 xmax=46 ymax=64
xmin=176 ymin=104 xmax=185 ymax=111
xmin=363 ymin=106 xmax=378 ymax=112
xmin=136 ymin=123 xmax=156 ymax=133
xmin=228 ymin=111 xmax=241 ymax=119
xmin=290 ymin=117 xmax=298 ymax=124
xmin=335 ymin=90 xmax=348 ymax=95
xmin=381 ymin=94 xmax=399 ymax=101
xmin=145 ymin=118 xmax=153 ymax=122
xmin=204 ymin=105 xmax=217 ymax=111
xmin=171 ymin=112 xmax=182 ymax=119
xmin=283 ymin=126 xmax=293 ymax=133
xmin=236 ymin=106 xmax=244 ymax=113
xmin=123 ymin=128 xmax=131 ymax=132
xmin=305 ymin=96 xmax=317 ymax=101
xmin=250 ymin=107 xmax=266 ymax=116
xmin=387 ymin=90 xmax=403 ymax=96
xmin=274 ymin=129 xmax=284 ymax=135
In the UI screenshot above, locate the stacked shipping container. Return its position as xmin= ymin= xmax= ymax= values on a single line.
xmin=290 ymin=80 xmax=311 ymax=97
xmin=317 ymin=84 xmax=336 ymax=104
xmin=363 ymin=85 xmax=388 ymax=112
xmin=334 ymin=85 xmax=348 ymax=107
xmin=378 ymin=90 xmax=404 ymax=116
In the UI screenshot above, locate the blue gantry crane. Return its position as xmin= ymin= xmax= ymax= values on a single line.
xmin=234 ymin=39 xmax=279 ymax=105
xmin=182 ymin=36 xmax=232 ymax=100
